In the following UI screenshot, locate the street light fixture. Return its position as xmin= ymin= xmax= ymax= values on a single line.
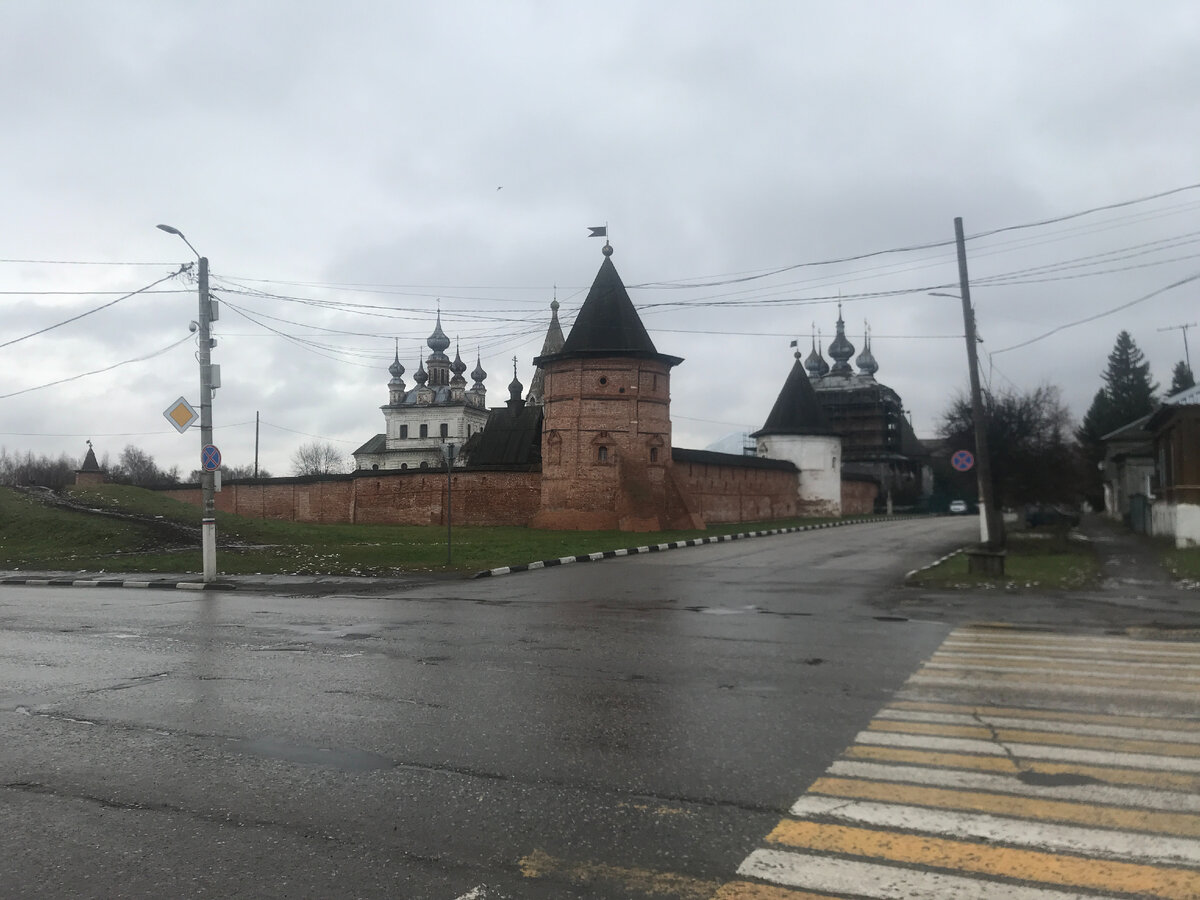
xmin=158 ymin=224 xmax=218 ymax=582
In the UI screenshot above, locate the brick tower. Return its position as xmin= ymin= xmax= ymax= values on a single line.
xmin=531 ymin=243 xmax=686 ymax=531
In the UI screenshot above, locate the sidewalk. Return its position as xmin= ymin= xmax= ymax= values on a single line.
xmin=1074 ymin=514 xmax=1193 ymax=609
xmin=890 ymin=515 xmax=1198 ymax=630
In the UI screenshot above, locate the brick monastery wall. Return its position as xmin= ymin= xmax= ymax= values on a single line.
xmin=841 ymin=477 xmax=879 ymax=515
xmin=669 ymin=457 xmax=798 ymax=525
xmin=156 ymin=469 xmax=542 ymax=526
xmin=155 ymin=460 xmax=808 ymax=530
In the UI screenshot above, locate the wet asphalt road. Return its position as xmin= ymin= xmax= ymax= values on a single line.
xmin=1 ymin=517 xmax=986 ymax=898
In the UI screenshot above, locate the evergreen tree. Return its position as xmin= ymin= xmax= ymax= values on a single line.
xmin=1169 ymin=360 xmax=1195 ymax=395
xmin=1102 ymin=330 xmax=1158 ymax=421
xmin=1076 ymin=331 xmax=1158 ymax=507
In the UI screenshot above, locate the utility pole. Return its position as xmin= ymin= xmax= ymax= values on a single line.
xmin=197 ymin=256 xmax=217 ymax=581
xmin=954 ymin=217 xmax=1003 ymax=553
xmin=157 ymin=224 xmax=218 ymax=583
xmin=1158 ymin=322 xmax=1196 ymax=370
xmin=254 ymin=411 xmax=260 ymax=479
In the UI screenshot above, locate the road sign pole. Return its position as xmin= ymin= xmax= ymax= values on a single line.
xmin=954 ymin=217 xmax=1003 ymax=551
xmin=198 ymin=256 xmax=217 ymax=582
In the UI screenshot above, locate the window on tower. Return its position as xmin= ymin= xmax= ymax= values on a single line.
xmin=597 ymin=446 xmax=608 ymax=463
xmin=400 ymin=424 xmax=408 ymax=439
xmin=440 ymin=423 xmax=448 ymax=438
xmin=420 ymin=424 xmax=428 ymax=438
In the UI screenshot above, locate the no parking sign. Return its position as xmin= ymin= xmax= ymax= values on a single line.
xmin=951 ymin=449 xmax=974 ymax=472
xmin=201 ymin=444 xmax=222 ymax=471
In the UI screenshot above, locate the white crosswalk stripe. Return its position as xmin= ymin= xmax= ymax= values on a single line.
xmin=721 ymin=625 xmax=1200 ymax=899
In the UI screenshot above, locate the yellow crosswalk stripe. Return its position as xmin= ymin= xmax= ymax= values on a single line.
xmin=806 ymin=776 xmax=1200 ymax=836
xmin=841 ymin=743 xmax=1200 ymax=792
xmin=725 ymin=626 xmax=1200 ymax=898
xmin=765 ymin=819 xmax=1200 ymax=899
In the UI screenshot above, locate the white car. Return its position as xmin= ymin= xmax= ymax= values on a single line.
xmin=949 ymin=500 xmax=968 ymax=514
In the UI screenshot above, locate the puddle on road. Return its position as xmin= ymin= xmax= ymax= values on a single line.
xmin=227 ymin=737 xmax=395 ymax=772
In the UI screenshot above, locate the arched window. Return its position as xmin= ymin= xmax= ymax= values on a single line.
xmin=372 ymin=464 xmax=379 ymax=470
xmin=649 ymin=447 xmax=658 ymax=463
xmin=597 ymin=446 xmax=608 ymax=463
xmin=401 ymin=463 xmax=408 ymax=470
xmin=419 ymin=461 xmax=428 ymax=469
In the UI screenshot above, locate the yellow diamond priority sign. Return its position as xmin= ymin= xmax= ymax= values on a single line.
xmin=164 ymin=396 xmax=199 ymax=433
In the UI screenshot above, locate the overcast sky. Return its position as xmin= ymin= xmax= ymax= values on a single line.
xmin=2 ymin=2 xmax=1198 ymax=478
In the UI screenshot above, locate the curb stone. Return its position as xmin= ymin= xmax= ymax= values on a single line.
xmin=473 ymin=514 xmax=928 ymax=578
xmin=904 ymin=547 xmax=966 ymax=581
xmin=0 ymin=577 xmax=236 ymax=591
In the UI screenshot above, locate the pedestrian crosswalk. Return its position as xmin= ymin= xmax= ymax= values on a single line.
xmin=717 ymin=625 xmax=1200 ymax=899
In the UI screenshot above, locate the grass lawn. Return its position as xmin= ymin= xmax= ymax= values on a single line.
xmin=906 ymin=529 xmax=1100 ymax=590
xmin=1164 ymin=545 xmax=1200 ymax=583
xmin=1 ymin=484 xmax=854 ymax=577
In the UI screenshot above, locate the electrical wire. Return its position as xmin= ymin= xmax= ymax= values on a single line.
xmin=0 ymin=421 xmax=257 ymax=438
xmin=0 ymin=258 xmax=178 ymax=267
xmin=0 ymin=266 xmax=191 ymax=350
xmin=991 ymin=270 xmax=1200 ymax=356
xmin=258 ymin=419 xmax=360 ymax=445
xmin=0 ymin=333 xmax=194 ymax=400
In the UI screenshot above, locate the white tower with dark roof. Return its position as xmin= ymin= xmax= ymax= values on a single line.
xmin=752 ymin=347 xmax=842 ymax=515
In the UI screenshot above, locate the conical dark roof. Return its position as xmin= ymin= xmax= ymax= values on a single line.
xmin=78 ymin=445 xmax=100 ymax=472
xmin=751 ymin=357 xmax=836 ymax=437
xmin=536 ymin=247 xmax=682 ymax=367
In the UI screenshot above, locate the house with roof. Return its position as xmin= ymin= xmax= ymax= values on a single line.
xmin=1098 ymin=414 xmax=1155 ymax=527
xmin=1147 ymin=383 xmax=1200 ymax=547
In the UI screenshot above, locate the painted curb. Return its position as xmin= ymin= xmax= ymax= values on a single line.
xmin=0 ymin=577 xmax=236 ymax=591
xmin=473 ymin=514 xmax=930 ymax=578
xmin=904 ymin=547 xmax=966 ymax=580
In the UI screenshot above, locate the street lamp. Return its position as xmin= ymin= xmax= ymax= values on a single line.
xmin=441 ymin=440 xmax=457 ymax=566
xmin=158 ymin=223 xmax=218 ymax=582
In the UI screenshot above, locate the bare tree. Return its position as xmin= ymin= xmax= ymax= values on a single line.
xmin=0 ymin=448 xmax=78 ymax=490
xmin=290 ymin=441 xmax=347 ymax=476
xmin=187 ymin=463 xmax=272 ymax=482
xmin=109 ymin=445 xmax=180 ymax=487
xmin=940 ymin=384 xmax=1081 ymax=508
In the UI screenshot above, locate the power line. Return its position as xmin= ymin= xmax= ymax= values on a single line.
xmin=0 ymin=258 xmax=176 ymax=267
xmin=259 ymin=419 xmax=360 ymax=445
xmin=0 ymin=333 xmax=194 ymax=400
xmin=0 ymin=266 xmax=190 ymax=351
xmin=0 ymin=421 xmax=257 ymax=438
xmin=968 ymin=181 xmax=1200 ymax=243
xmin=991 ymin=270 xmax=1200 ymax=356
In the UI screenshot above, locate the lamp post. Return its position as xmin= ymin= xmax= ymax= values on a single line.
xmin=158 ymin=223 xmax=218 ymax=582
